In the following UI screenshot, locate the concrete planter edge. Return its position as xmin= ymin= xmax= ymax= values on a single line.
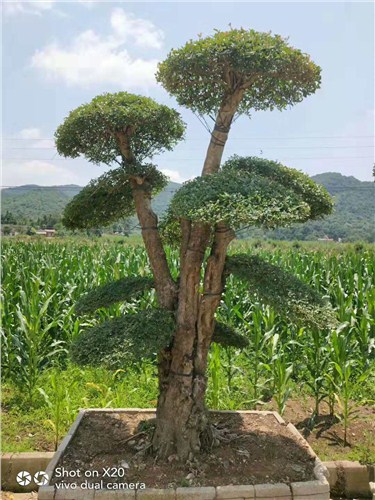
xmin=4 ymin=409 xmax=373 ymax=499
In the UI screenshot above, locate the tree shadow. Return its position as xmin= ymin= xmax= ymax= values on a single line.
xmin=323 ymin=430 xmax=351 ymax=448
xmin=49 ymin=410 xmax=319 ymax=488
xmin=295 ymin=414 xmax=340 ymax=439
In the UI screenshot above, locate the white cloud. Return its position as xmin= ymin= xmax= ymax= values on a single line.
xmin=30 ymin=9 xmax=163 ymax=89
xmin=160 ymin=169 xmax=188 ymax=184
xmin=19 ymin=127 xmax=42 ymax=139
xmin=77 ymin=0 xmax=95 ymax=8
xmin=3 ymin=160 xmax=81 ymax=186
xmin=15 ymin=128 xmax=54 ymax=148
xmin=3 ymin=1 xmax=55 ymax=16
xmin=110 ymin=8 xmax=164 ymax=49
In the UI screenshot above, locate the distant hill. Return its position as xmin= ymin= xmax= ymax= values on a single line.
xmin=294 ymin=172 xmax=374 ymax=241
xmin=242 ymin=172 xmax=374 ymax=242
xmin=1 ymin=182 xmax=180 ymax=225
xmin=1 ymin=184 xmax=81 ymax=221
xmin=1 ymin=173 xmax=374 ymax=241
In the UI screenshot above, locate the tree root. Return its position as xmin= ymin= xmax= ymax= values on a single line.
xmin=201 ymin=423 xmax=244 ymax=451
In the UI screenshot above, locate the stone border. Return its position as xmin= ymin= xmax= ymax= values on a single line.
xmin=1 ymin=452 xmax=55 ymax=493
xmin=36 ymin=409 xmax=332 ymax=500
xmin=2 ymin=453 xmax=368 ymax=498
xmin=44 ymin=409 xmax=86 ymax=487
xmin=325 ymin=460 xmax=374 ymax=498
xmin=369 ymin=481 xmax=375 ymax=500
xmin=3 ymin=454 xmax=374 ymax=499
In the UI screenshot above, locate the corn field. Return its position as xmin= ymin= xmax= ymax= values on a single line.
xmin=1 ymin=240 xmax=374 ymax=436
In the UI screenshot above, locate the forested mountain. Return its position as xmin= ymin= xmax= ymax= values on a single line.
xmin=1 ymin=185 xmax=81 ymax=223
xmin=1 ymin=173 xmax=374 ymax=241
xmin=1 ymin=182 xmax=180 ymax=228
xmin=253 ymin=173 xmax=374 ymax=242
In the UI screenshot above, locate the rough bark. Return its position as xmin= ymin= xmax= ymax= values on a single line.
xmin=202 ymin=90 xmax=245 ymax=175
xmin=116 ymin=132 xmax=177 ymax=310
xmin=152 ymin=224 xmax=211 ymax=460
xmin=195 ymin=224 xmax=235 ymax=376
xmin=131 ymin=182 xmax=177 ymax=310
xmin=179 ymin=218 xmax=191 ymax=264
xmin=152 ymin=91 xmax=243 ymax=461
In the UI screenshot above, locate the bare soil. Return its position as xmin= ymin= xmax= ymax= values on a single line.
xmin=50 ymin=411 xmax=317 ymax=489
xmin=263 ymin=397 xmax=375 ymax=463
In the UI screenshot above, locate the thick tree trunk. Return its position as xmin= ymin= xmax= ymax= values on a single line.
xmin=152 ymin=224 xmax=211 ymax=460
xmin=152 ymin=91 xmax=243 ymax=460
xmin=152 ymin=224 xmax=235 ymax=460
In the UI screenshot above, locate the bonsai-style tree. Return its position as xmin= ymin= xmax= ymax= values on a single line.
xmin=56 ymin=29 xmax=335 ymax=461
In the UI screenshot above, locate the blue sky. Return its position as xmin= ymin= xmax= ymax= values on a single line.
xmin=2 ymin=1 xmax=374 ymax=187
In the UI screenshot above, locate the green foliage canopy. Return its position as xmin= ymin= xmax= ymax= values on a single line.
xmin=157 ymin=29 xmax=321 ymax=115
xmin=223 ymin=156 xmax=334 ymax=219
xmin=55 ymin=92 xmax=186 ymax=164
xmin=71 ymin=306 xmax=250 ymax=368
xmin=62 ymin=165 xmax=167 ymax=230
xmin=168 ymin=157 xmax=332 ymax=229
xmin=225 ymin=253 xmax=337 ymax=330
xmin=71 ymin=309 xmax=176 ymax=368
xmin=212 ymin=322 xmax=249 ymax=348
xmin=76 ymin=276 xmax=155 ymax=314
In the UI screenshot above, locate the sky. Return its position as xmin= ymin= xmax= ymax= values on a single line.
xmin=2 ymin=0 xmax=374 ymax=188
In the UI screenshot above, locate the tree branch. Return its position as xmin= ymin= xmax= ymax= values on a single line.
xmin=116 ymin=132 xmax=177 ymax=310
xmin=115 ymin=132 xmax=135 ymax=164
xmin=195 ymin=223 xmax=235 ymax=375
xmin=180 ymin=218 xmax=191 ymax=264
xmin=202 ymin=89 xmax=245 ymax=176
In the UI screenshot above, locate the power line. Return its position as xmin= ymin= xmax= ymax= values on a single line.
xmin=3 ymin=134 xmax=374 ymax=141
xmin=1 ymin=185 xmax=374 ymax=191
xmin=2 ymin=156 xmax=374 ymax=161
xmin=6 ymin=145 xmax=374 ymax=150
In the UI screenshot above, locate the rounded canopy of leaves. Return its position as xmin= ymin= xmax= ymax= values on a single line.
xmin=55 ymin=92 xmax=186 ymax=164
xmin=71 ymin=309 xmax=176 ymax=369
xmin=168 ymin=156 xmax=333 ymax=229
xmin=62 ymin=164 xmax=167 ymax=230
xmin=223 ymin=156 xmax=333 ymax=219
xmin=76 ymin=276 xmax=155 ymax=314
xmin=157 ymin=29 xmax=321 ymax=115
xmin=225 ymin=254 xmax=337 ymax=330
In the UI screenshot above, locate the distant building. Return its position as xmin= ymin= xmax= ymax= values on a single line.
xmin=318 ymin=235 xmax=334 ymax=242
xmin=35 ymin=229 xmax=56 ymax=237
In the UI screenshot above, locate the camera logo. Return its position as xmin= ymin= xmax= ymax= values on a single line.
xmin=16 ymin=471 xmax=32 ymax=486
xmin=16 ymin=470 xmax=49 ymax=487
xmin=34 ymin=471 xmax=49 ymax=486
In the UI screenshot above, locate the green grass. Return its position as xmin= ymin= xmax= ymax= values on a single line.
xmin=1 ymin=363 xmax=159 ymax=452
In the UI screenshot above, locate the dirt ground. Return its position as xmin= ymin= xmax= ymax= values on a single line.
xmin=50 ymin=411 xmax=317 ymax=489
xmin=0 ymin=494 xmax=37 ymax=500
xmin=3 ymin=397 xmax=374 ymax=464
xmin=263 ymin=397 xmax=375 ymax=463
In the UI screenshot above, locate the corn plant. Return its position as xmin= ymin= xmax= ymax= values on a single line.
xmin=13 ymin=291 xmax=66 ymax=403
xmin=38 ymin=370 xmax=78 ymax=450
xmin=2 ymin=240 xmax=374 ymax=421
xmin=326 ymin=326 xmax=370 ymax=446
xmin=304 ymin=328 xmax=330 ymax=418
xmin=208 ymin=343 xmax=222 ymax=409
xmin=263 ymin=333 xmax=294 ymax=415
xmin=241 ymin=308 xmax=276 ymax=406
